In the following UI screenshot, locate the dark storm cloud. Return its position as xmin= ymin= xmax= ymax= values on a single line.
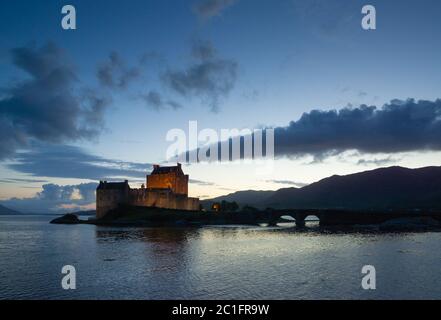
xmin=274 ymin=99 xmax=441 ymax=159
xmin=97 ymin=52 xmax=140 ymax=89
xmin=8 ymin=144 xmax=152 ymax=180
xmin=0 ymin=182 xmax=98 ymax=213
xmin=193 ymin=0 xmax=237 ymax=19
xmin=162 ymin=41 xmax=237 ymax=112
xmin=176 ymin=99 xmax=441 ymax=162
xmin=0 ymin=43 xmax=110 ymax=160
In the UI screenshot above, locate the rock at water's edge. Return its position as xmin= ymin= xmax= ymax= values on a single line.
xmin=50 ymin=214 xmax=81 ymax=224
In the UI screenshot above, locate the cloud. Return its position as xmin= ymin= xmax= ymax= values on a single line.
xmin=265 ymin=180 xmax=309 ymax=187
xmin=162 ymin=41 xmax=237 ymax=112
xmin=141 ymin=90 xmax=183 ymax=111
xmin=37 ymin=182 xmax=97 ymax=203
xmin=189 ymin=179 xmax=216 ymax=186
xmin=0 ymin=182 xmax=98 ymax=213
xmin=8 ymin=144 xmax=152 ymax=180
xmin=357 ymin=157 xmax=398 ymax=166
xmin=193 ymin=0 xmax=237 ymax=20
xmin=176 ymin=98 xmax=441 ymax=162
xmin=97 ymin=52 xmax=140 ymax=89
xmin=0 ymin=178 xmax=48 ymax=184
xmin=0 ymin=43 xmax=110 ymax=160
xmin=191 ymin=40 xmax=217 ymax=60
xmin=274 ymin=99 xmax=441 ymax=159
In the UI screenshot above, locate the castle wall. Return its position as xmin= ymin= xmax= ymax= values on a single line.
xmin=146 ymin=173 xmax=188 ymax=195
xmin=96 ymin=187 xmax=129 ymax=219
xmin=129 ymin=189 xmax=199 ymax=211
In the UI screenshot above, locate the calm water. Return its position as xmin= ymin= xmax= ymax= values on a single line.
xmin=1 ymin=215 xmax=441 ymax=300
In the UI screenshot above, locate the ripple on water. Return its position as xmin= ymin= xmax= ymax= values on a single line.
xmin=2 ymin=215 xmax=441 ymax=299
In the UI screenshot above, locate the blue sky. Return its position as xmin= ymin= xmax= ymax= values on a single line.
xmin=1 ymin=0 xmax=441 ymax=212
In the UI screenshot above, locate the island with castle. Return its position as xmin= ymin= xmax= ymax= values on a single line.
xmin=96 ymin=163 xmax=200 ymax=219
xmin=51 ymin=163 xmax=269 ymax=226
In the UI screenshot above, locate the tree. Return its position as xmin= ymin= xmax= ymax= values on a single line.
xmin=221 ymin=200 xmax=239 ymax=212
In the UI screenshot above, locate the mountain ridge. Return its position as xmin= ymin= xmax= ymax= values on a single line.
xmin=0 ymin=204 xmax=21 ymax=215
xmin=203 ymin=166 xmax=441 ymax=210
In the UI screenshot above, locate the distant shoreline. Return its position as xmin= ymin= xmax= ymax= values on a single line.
xmin=0 ymin=213 xmax=95 ymax=216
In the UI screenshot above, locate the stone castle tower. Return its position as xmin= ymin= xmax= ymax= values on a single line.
xmin=96 ymin=163 xmax=199 ymax=219
xmin=147 ymin=163 xmax=189 ymax=195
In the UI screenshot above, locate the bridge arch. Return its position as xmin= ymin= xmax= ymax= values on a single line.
xmin=267 ymin=210 xmax=321 ymax=227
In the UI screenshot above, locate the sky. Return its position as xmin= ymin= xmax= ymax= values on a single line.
xmin=1 ymin=0 xmax=441 ymax=213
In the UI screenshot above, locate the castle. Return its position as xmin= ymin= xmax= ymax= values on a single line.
xmin=96 ymin=163 xmax=200 ymax=219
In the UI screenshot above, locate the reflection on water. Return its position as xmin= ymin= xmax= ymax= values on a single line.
xmin=96 ymin=227 xmax=199 ymax=243
xmin=1 ymin=215 xmax=441 ymax=299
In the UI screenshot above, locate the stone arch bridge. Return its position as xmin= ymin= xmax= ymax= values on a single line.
xmin=263 ymin=209 xmax=441 ymax=227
